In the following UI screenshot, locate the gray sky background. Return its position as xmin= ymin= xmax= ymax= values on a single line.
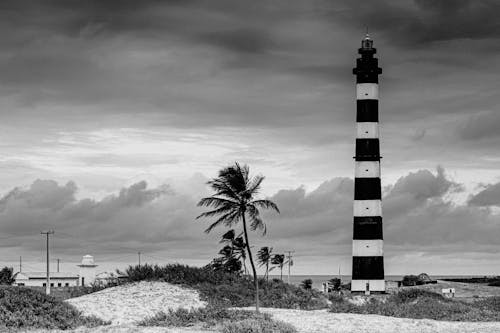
xmin=0 ymin=0 xmax=500 ymax=276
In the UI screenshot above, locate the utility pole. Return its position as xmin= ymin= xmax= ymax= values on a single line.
xmin=41 ymin=231 xmax=54 ymax=295
xmin=57 ymin=258 xmax=60 ymax=273
xmin=138 ymin=252 xmax=141 ymax=267
xmin=19 ymin=256 xmax=22 ymax=273
xmin=285 ymin=251 xmax=294 ymax=284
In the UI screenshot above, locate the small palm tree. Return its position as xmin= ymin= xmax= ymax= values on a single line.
xmin=220 ymin=229 xmax=248 ymax=275
xmin=270 ymin=254 xmax=286 ymax=281
xmin=257 ymin=246 xmax=273 ymax=281
xmin=300 ymin=278 xmax=313 ymax=290
xmin=232 ymin=236 xmax=248 ymax=275
xmin=197 ymin=162 xmax=280 ymax=312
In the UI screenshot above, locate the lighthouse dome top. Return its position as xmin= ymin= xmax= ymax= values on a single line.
xmin=80 ymin=254 xmax=96 ymax=266
xmin=361 ymin=34 xmax=373 ymax=49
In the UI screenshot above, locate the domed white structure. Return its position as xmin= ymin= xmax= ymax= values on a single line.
xmin=78 ymin=254 xmax=98 ymax=286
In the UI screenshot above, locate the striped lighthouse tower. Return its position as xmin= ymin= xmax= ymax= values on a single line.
xmin=351 ymin=34 xmax=385 ymax=293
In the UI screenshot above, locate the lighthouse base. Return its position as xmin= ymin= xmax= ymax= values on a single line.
xmin=351 ymin=279 xmax=385 ymax=292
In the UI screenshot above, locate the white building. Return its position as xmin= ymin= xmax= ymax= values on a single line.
xmin=13 ymin=254 xmax=98 ymax=287
xmin=78 ymin=254 xmax=98 ymax=286
xmin=13 ymin=272 xmax=79 ymax=287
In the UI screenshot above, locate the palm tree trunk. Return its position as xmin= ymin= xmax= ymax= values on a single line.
xmin=280 ymin=266 xmax=283 ymax=281
xmin=266 ymin=263 xmax=269 ymax=282
xmin=241 ymin=213 xmax=259 ymax=312
xmin=242 ymin=257 xmax=247 ymax=276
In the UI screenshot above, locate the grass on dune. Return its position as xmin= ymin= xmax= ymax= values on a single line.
xmin=329 ymin=289 xmax=500 ymax=321
xmin=138 ymin=306 xmax=297 ymax=333
xmin=138 ymin=306 xmax=267 ymax=327
xmin=0 ymin=286 xmax=109 ymax=330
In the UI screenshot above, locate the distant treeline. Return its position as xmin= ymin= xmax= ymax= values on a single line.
xmin=442 ymin=277 xmax=500 ymax=285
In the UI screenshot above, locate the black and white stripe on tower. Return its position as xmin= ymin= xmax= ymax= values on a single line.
xmin=351 ymin=35 xmax=385 ymax=293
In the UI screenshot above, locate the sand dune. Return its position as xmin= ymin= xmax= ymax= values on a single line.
xmin=66 ymin=281 xmax=206 ymax=325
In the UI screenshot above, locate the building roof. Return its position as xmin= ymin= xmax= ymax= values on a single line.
xmin=14 ymin=272 xmax=79 ymax=280
xmin=78 ymin=254 xmax=97 ymax=267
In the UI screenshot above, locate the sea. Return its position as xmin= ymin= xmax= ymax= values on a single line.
xmin=266 ymin=275 xmax=488 ymax=290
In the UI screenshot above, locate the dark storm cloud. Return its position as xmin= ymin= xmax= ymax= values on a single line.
xmin=328 ymin=0 xmax=500 ymax=46
xmin=0 ymin=180 xmax=170 ymax=239
xmin=0 ymin=0 xmax=498 ymax=144
xmin=264 ymin=178 xmax=353 ymax=240
xmin=383 ymin=166 xmax=462 ymax=219
xmin=468 ymin=183 xmax=500 ymax=207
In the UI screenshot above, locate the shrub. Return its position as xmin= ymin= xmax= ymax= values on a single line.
xmin=402 ymin=275 xmax=420 ymax=286
xmin=300 ymin=279 xmax=312 ymax=290
xmin=0 ymin=267 xmax=14 ymax=285
xmin=327 ymin=293 xmax=345 ymax=303
xmin=259 ymin=279 xmax=328 ymax=310
xmin=473 ymin=296 xmax=500 ymax=311
xmin=488 ymin=280 xmax=500 ymax=287
xmin=328 ymin=278 xmax=341 ymax=291
xmin=390 ymin=289 xmax=445 ymax=303
xmin=221 ymin=317 xmax=297 ymax=333
xmin=0 ymin=286 xmax=109 ymax=329
xmin=123 ymin=263 xmax=242 ymax=286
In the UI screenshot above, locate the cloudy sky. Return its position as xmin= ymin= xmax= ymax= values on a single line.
xmin=0 ymin=0 xmax=499 ymax=276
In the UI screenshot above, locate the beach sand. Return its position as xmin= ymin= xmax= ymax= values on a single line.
xmin=257 ymin=308 xmax=500 ymax=333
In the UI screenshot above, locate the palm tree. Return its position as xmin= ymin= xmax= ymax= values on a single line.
xmin=220 ymin=229 xmax=248 ymax=275
xmin=270 ymin=254 xmax=286 ymax=281
xmin=257 ymin=246 xmax=273 ymax=281
xmin=197 ymin=162 xmax=280 ymax=312
xmin=300 ymin=278 xmax=313 ymax=290
xmin=216 ymin=245 xmax=236 ymax=272
xmin=232 ymin=236 xmax=248 ymax=275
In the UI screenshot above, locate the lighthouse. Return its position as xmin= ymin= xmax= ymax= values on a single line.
xmin=351 ymin=34 xmax=385 ymax=293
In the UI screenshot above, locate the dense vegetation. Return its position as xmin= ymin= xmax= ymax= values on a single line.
xmin=442 ymin=277 xmax=500 ymax=284
xmin=402 ymin=273 xmax=436 ymax=286
xmin=139 ymin=306 xmax=296 ymax=333
xmin=329 ymin=289 xmax=500 ymax=321
xmin=0 ymin=286 xmax=108 ymax=329
xmin=221 ymin=316 xmax=296 ymax=333
xmin=124 ymin=263 xmax=329 ymax=309
xmin=489 ymin=280 xmax=500 ymax=287
xmin=0 ymin=266 xmax=14 ymax=285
